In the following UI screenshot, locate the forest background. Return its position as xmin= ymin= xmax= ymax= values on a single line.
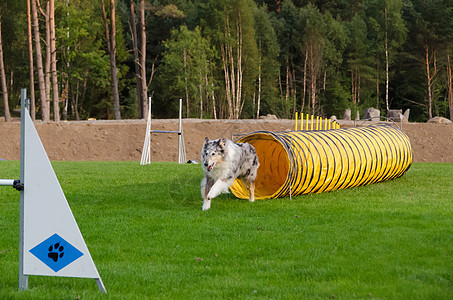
xmin=0 ymin=0 xmax=452 ymax=123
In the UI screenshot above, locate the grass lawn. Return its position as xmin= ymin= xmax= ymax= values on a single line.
xmin=0 ymin=161 xmax=452 ymax=299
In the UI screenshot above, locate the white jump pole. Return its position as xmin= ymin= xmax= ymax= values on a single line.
xmin=177 ymin=98 xmax=187 ymax=164
xmin=140 ymin=97 xmax=152 ymax=165
xmin=178 ymin=98 xmax=182 ymax=164
xmin=141 ymin=97 xmax=186 ymax=164
xmin=0 ymin=179 xmax=16 ymax=186
xmin=147 ymin=97 xmax=151 ymax=163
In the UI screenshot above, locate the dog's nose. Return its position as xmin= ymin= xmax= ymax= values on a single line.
xmin=204 ymin=162 xmax=208 ymax=167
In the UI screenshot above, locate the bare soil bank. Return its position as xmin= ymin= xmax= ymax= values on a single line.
xmin=0 ymin=118 xmax=452 ymax=163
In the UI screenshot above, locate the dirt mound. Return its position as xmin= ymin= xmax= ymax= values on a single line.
xmin=0 ymin=118 xmax=452 ymax=163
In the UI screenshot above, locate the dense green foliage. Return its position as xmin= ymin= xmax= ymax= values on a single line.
xmin=0 ymin=161 xmax=452 ymax=298
xmin=0 ymin=0 xmax=452 ymax=121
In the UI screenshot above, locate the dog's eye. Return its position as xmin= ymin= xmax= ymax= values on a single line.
xmin=211 ymin=153 xmax=215 ymax=156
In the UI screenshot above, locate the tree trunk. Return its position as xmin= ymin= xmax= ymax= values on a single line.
xmin=235 ymin=11 xmax=243 ymax=119
xmin=221 ymin=44 xmax=233 ymax=119
xmin=385 ymin=7 xmax=390 ymax=112
xmin=358 ymin=70 xmax=361 ymax=104
xmin=309 ymin=41 xmax=316 ymax=114
xmin=62 ymin=0 xmax=69 ymax=121
xmin=212 ymin=84 xmax=217 ymax=119
xmin=285 ymin=59 xmax=289 ymax=103
xmin=49 ymin=0 xmax=59 ymax=121
xmin=101 ymin=0 xmax=121 ymax=120
xmin=9 ymin=70 xmax=13 ymax=97
xmin=139 ymin=0 xmax=147 ymax=119
xmin=302 ymin=49 xmax=307 ymax=113
xmin=147 ymin=60 xmax=155 ymax=89
xmin=183 ymin=47 xmax=189 ymax=118
xmin=447 ymin=54 xmax=453 ymax=121
xmin=351 ymin=69 xmax=354 ymax=104
xmin=27 ymin=0 xmax=36 ymax=120
xmin=199 ymin=70 xmax=203 ymax=119
xmin=32 ymin=0 xmax=49 ymax=121
xmin=291 ymin=57 xmax=296 ymax=115
xmin=352 ymin=66 xmax=358 ymax=105
xmin=44 ymin=2 xmax=51 ymax=117
xmin=207 ymin=74 xmax=217 ymax=119
xmin=79 ymin=75 xmax=88 ymax=119
xmin=291 ymin=58 xmax=296 ymax=115
xmin=0 ymin=15 xmax=11 ymax=122
xmin=385 ymin=45 xmax=389 ymax=111
xmin=109 ymin=0 xmax=121 ymax=120
xmin=229 ymin=41 xmax=236 ymax=118
xmin=61 ymin=82 xmax=68 ymax=120
xmin=129 ymin=0 xmax=142 ymax=118
xmin=257 ymin=46 xmax=261 ymax=119
xmin=72 ymin=79 xmax=80 ymax=120
xmin=426 ymin=46 xmax=432 ymax=119
xmin=425 ymin=43 xmax=437 ymax=120
xmin=376 ymin=61 xmax=380 ymax=109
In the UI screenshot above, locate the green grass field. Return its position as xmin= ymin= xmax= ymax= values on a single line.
xmin=0 ymin=161 xmax=452 ymax=299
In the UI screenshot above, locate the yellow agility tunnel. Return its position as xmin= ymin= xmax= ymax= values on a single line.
xmin=230 ymin=124 xmax=413 ymax=200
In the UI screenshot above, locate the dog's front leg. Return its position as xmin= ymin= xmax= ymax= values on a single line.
xmin=202 ymin=182 xmax=211 ymax=211
xmin=202 ymin=199 xmax=211 ymax=211
xmin=204 ymin=179 xmax=232 ymax=210
xmin=201 ymin=177 xmax=214 ymax=211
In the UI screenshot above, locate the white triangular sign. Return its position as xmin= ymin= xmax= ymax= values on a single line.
xmin=21 ymin=109 xmax=106 ymax=292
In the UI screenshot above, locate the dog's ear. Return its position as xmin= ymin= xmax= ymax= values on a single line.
xmin=204 ymin=137 xmax=209 ymax=144
xmin=219 ymin=138 xmax=226 ymax=148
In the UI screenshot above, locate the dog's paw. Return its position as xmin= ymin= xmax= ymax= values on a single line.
xmin=249 ymin=198 xmax=255 ymax=203
xmin=202 ymin=200 xmax=211 ymax=211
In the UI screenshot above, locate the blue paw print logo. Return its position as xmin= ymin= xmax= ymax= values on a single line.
xmin=30 ymin=233 xmax=84 ymax=272
xmin=48 ymin=242 xmax=64 ymax=262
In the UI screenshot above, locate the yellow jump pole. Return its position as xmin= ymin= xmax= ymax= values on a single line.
xmin=295 ymin=112 xmax=298 ymax=131
xmin=230 ymin=124 xmax=413 ymax=200
xmin=300 ymin=113 xmax=303 ymax=130
xmin=311 ymin=115 xmax=314 ymax=131
xmin=306 ymin=114 xmax=309 ymax=131
xmin=316 ymin=116 xmax=319 ymax=130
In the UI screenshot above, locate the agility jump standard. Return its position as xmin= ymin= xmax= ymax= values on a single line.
xmin=230 ymin=124 xmax=413 ymax=199
xmin=140 ymin=97 xmax=186 ymax=164
xmin=0 ymin=89 xmax=106 ymax=293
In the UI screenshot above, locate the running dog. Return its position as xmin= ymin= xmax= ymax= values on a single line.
xmin=200 ymin=137 xmax=260 ymax=211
